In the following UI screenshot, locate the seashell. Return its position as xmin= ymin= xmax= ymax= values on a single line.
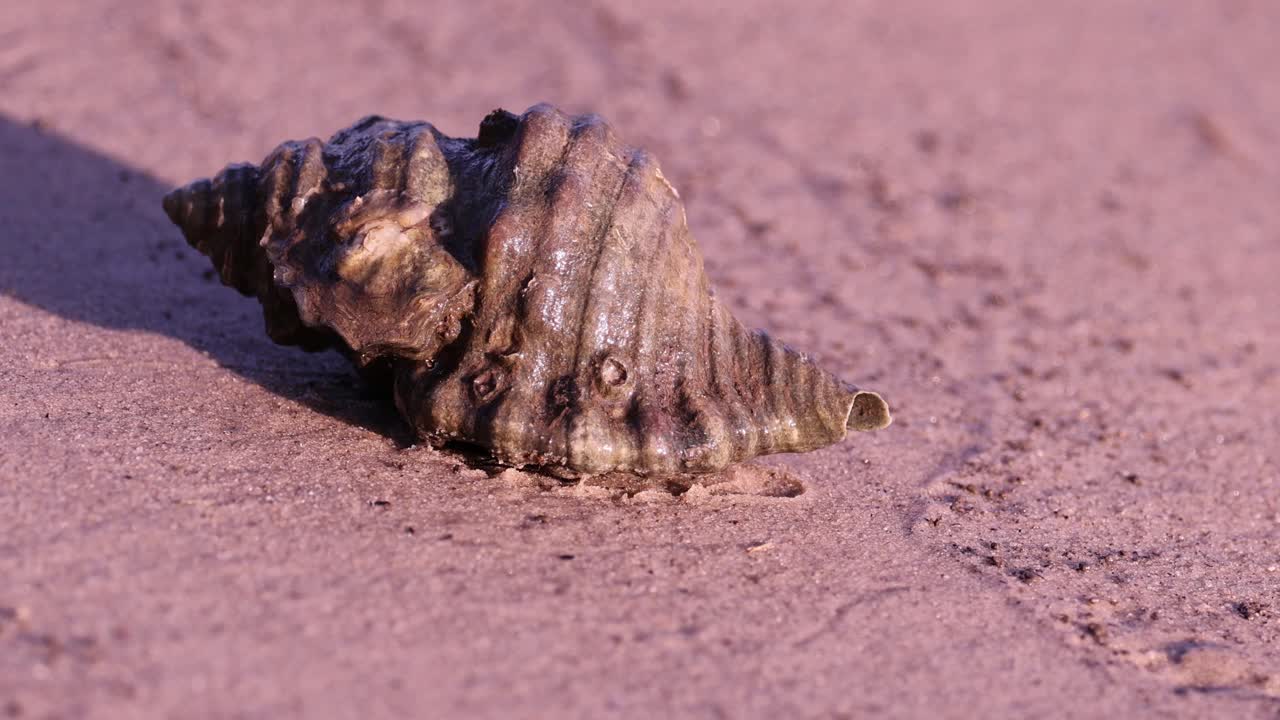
xmin=163 ymin=104 xmax=891 ymax=477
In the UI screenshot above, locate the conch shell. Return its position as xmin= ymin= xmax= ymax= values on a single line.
xmin=163 ymin=105 xmax=890 ymax=477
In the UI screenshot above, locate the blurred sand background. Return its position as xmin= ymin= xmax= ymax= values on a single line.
xmin=2 ymin=1 xmax=1279 ymax=717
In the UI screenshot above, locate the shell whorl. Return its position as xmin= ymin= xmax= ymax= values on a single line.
xmin=162 ymin=162 xmax=335 ymax=350
xmin=164 ymin=104 xmax=890 ymax=477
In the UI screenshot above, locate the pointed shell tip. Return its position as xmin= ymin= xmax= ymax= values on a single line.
xmin=162 ymin=187 xmax=183 ymax=225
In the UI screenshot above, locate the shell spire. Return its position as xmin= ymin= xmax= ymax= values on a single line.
xmin=164 ymin=105 xmax=890 ymax=477
xmin=162 ymin=161 xmax=335 ymax=350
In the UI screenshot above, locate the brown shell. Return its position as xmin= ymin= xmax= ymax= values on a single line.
xmin=163 ymin=104 xmax=891 ymax=477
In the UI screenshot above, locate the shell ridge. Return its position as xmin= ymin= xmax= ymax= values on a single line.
xmin=404 ymin=124 xmax=452 ymax=208
xmin=560 ymin=148 xmax=668 ymax=473
xmin=463 ymin=109 xmax=575 ymax=460
xmin=706 ymin=302 xmax=755 ymax=463
xmin=567 ymin=144 xmax=637 ymax=381
xmin=370 ymin=126 xmax=409 ymax=192
xmin=493 ymin=115 xmax=632 ymax=470
xmin=561 ymin=143 xmax=640 ymax=473
xmin=629 ymin=185 xmax=680 ymax=473
xmin=782 ymin=340 xmax=816 ymax=446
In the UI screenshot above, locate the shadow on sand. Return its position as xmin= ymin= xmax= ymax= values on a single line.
xmin=0 ymin=115 xmax=414 ymax=445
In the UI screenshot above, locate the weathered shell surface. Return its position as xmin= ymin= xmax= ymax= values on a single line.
xmin=163 ymin=104 xmax=891 ymax=477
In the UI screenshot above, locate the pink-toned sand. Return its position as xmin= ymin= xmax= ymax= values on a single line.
xmin=3 ymin=1 xmax=1279 ymax=717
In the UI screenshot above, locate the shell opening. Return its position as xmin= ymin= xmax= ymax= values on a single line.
xmin=846 ymin=391 xmax=891 ymax=432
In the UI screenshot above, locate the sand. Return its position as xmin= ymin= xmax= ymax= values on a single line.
xmin=2 ymin=1 xmax=1279 ymax=717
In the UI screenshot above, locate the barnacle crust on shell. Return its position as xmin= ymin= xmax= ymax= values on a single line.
xmin=163 ymin=104 xmax=891 ymax=478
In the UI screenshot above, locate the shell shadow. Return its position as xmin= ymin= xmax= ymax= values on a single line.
xmin=487 ymin=461 xmax=808 ymax=500
xmin=0 ymin=115 xmax=414 ymax=445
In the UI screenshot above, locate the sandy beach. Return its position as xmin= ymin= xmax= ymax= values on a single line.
xmin=2 ymin=1 xmax=1279 ymax=717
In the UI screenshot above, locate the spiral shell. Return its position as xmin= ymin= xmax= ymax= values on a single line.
xmin=163 ymin=105 xmax=891 ymax=477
